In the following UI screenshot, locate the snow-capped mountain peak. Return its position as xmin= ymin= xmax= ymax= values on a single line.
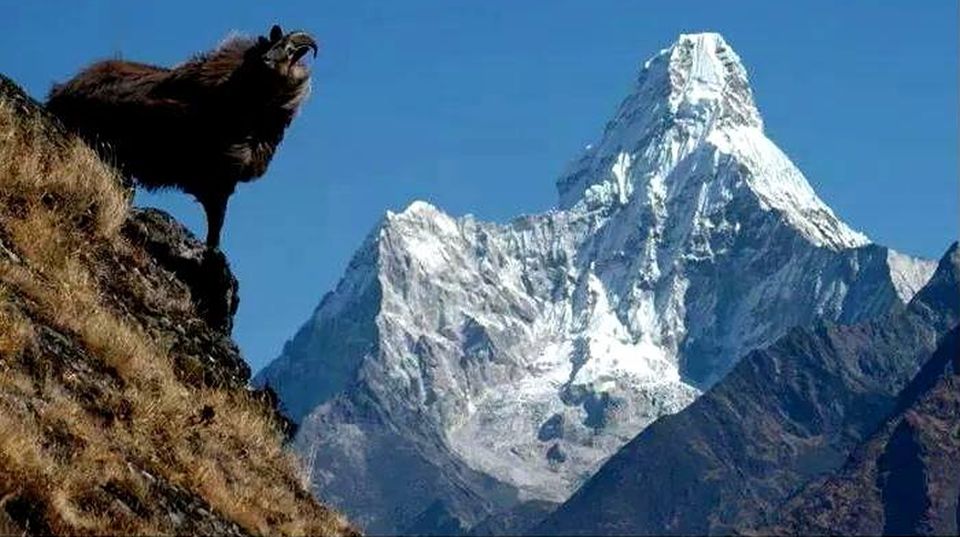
xmin=656 ymin=32 xmax=761 ymax=129
xmin=557 ymin=32 xmax=867 ymax=250
xmin=557 ymin=33 xmax=755 ymax=207
xmin=257 ymin=32 xmax=935 ymax=534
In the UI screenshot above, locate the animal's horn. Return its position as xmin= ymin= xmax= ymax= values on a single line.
xmin=286 ymin=31 xmax=318 ymax=58
xmin=270 ymin=25 xmax=283 ymax=42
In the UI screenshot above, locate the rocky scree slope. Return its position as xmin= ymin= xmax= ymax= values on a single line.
xmin=537 ymin=243 xmax=960 ymax=535
xmin=257 ymin=33 xmax=936 ymax=534
xmin=0 ymin=75 xmax=353 ymax=536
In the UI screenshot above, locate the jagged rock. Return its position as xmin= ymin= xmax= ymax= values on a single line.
xmin=101 ymin=208 xmax=250 ymax=389
xmin=123 ymin=208 xmax=239 ymax=334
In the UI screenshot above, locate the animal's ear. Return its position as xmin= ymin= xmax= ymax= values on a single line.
xmin=258 ymin=36 xmax=270 ymax=48
xmin=270 ymin=25 xmax=283 ymax=43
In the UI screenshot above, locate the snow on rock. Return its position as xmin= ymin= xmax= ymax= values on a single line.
xmin=256 ymin=32 xmax=935 ymax=535
xmin=887 ymin=248 xmax=937 ymax=303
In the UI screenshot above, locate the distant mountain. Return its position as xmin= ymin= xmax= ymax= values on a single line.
xmin=537 ymin=243 xmax=958 ymax=535
xmin=256 ymin=33 xmax=935 ymax=534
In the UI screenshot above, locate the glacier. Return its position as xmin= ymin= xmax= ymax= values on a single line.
xmin=256 ymin=32 xmax=936 ymax=534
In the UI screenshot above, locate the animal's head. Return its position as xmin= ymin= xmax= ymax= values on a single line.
xmin=247 ymin=25 xmax=318 ymax=84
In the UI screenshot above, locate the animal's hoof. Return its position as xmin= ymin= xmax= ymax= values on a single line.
xmin=203 ymin=245 xmax=224 ymax=259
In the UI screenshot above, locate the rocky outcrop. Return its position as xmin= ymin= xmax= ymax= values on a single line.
xmin=123 ymin=208 xmax=239 ymax=334
xmin=118 ymin=209 xmax=247 ymax=385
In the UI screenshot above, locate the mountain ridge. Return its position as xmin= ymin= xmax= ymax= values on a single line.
xmin=536 ymin=242 xmax=958 ymax=535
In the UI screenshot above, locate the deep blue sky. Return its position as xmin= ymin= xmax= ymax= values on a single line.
xmin=3 ymin=2 xmax=956 ymax=373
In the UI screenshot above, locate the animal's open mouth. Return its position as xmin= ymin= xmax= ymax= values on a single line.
xmin=290 ymin=47 xmax=317 ymax=63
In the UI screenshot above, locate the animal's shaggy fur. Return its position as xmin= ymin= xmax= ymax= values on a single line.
xmin=46 ymin=25 xmax=317 ymax=248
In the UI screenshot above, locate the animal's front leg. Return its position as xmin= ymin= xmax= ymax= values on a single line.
xmin=201 ymin=190 xmax=231 ymax=249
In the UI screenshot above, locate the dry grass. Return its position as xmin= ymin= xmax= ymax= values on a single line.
xmin=0 ymin=97 xmax=352 ymax=535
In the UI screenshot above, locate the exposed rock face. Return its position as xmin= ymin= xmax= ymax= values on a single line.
xmin=257 ymin=33 xmax=936 ymax=534
xmin=124 ymin=208 xmax=240 ymax=334
xmin=537 ymin=244 xmax=959 ymax=535
xmin=121 ymin=208 xmax=247 ymax=384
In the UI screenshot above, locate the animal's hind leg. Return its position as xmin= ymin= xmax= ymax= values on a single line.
xmin=201 ymin=191 xmax=230 ymax=249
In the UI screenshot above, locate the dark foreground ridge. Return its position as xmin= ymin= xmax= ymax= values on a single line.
xmin=773 ymin=325 xmax=959 ymax=535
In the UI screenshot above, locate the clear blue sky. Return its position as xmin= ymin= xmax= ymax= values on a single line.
xmin=3 ymin=2 xmax=957 ymax=373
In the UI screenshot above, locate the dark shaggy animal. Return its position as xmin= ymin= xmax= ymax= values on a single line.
xmin=47 ymin=24 xmax=317 ymax=249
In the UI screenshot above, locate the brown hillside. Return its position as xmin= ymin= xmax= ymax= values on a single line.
xmin=0 ymin=75 xmax=355 ymax=536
